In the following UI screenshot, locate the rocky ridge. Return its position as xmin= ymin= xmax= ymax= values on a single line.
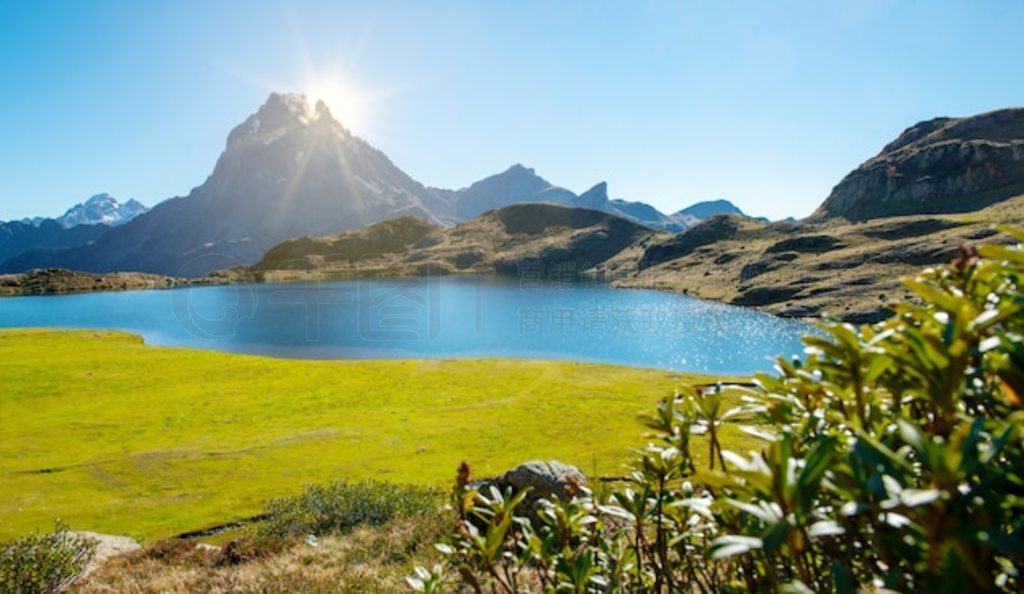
xmin=813 ymin=108 xmax=1024 ymax=221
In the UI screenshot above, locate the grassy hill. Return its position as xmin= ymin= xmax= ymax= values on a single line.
xmin=0 ymin=329 xmax=745 ymax=541
xmin=618 ymin=194 xmax=1024 ymax=322
xmin=235 ymin=203 xmax=661 ymax=284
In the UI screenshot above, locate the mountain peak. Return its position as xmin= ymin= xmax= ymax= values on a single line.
xmin=451 ymin=165 xmax=576 ymax=219
xmin=504 ymin=163 xmax=537 ymax=176
xmin=575 ymin=182 xmax=609 ymax=207
xmin=84 ymin=192 xmax=114 ymax=205
xmin=57 ymin=193 xmax=148 ymax=229
xmin=467 ymin=163 xmax=549 ymax=191
xmin=676 ymin=199 xmax=744 ymax=219
xmin=262 ymin=92 xmax=314 ymax=122
xmin=259 ymin=92 xmax=339 ymax=126
xmin=313 ymin=98 xmax=333 ymax=120
xmin=226 ymin=92 xmax=347 ymax=150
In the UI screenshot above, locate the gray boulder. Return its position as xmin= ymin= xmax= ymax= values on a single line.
xmin=69 ymin=531 xmax=141 ymax=577
xmin=476 ymin=460 xmax=587 ymax=517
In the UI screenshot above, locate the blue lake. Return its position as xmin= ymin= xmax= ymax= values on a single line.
xmin=0 ymin=276 xmax=812 ymax=374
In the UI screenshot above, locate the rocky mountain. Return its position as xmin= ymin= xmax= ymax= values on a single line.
xmin=56 ymin=193 xmax=148 ymax=228
xmin=436 ymin=166 xmax=692 ymax=231
xmin=2 ymin=92 xmax=733 ymax=276
xmin=4 ymin=93 xmax=450 ymax=276
xmin=813 ymin=108 xmax=1024 ymax=221
xmin=439 ymin=164 xmax=577 ymax=221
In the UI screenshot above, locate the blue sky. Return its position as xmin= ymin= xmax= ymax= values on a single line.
xmin=1 ymin=0 xmax=1022 ymax=222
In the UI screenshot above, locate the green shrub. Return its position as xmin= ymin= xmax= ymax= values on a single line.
xmin=258 ymin=480 xmax=440 ymax=538
xmin=414 ymin=228 xmax=1024 ymax=593
xmin=0 ymin=521 xmax=97 ymax=594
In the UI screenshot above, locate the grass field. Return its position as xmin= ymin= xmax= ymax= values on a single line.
xmin=0 ymin=329 xmax=751 ymax=541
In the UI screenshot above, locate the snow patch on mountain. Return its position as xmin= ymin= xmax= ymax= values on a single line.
xmin=57 ymin=194 xmax=149 ymax=228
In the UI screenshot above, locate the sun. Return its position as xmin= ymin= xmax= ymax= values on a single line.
xmin=304 ymin=80 xmax=365 ymax=128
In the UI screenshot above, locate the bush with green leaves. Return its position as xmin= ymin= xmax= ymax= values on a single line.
xmin=258 ymin=479 xmax=440 ymax=538
xmin=412 ymin=228 xmax=1024 ymax=593
xmin=0 ymin=521 xmax=97 ymax=594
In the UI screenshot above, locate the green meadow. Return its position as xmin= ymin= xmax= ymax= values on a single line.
xmin=0 ymin=329 xmax=752 ymax=541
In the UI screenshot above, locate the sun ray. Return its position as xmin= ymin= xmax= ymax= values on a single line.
xmin=275 ymin=129 xmax=319 ymax=222
xmin=217 ymin=11 xmax=383 ymax=136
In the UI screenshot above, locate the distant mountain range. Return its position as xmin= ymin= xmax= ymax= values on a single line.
xmin=436 ymin=167 xmax=723 ymax=233
xmin=0 ymin=93 xmax=745 ymax=276
xmin=4 ymin=96 xmax=1022 ymax=283
xmin=0 ymin=194 xmax=147 ymax=267
xmin=14 ymin=193 xmax=148 ymax=229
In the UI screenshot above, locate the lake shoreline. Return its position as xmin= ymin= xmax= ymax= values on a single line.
xmin=0 ymin=275 xmax=813 ymax=375
xmin=0 ymin=265 xmax=848 ymax=324
xmin=0 ymin=267 xmax=210 ymax=297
